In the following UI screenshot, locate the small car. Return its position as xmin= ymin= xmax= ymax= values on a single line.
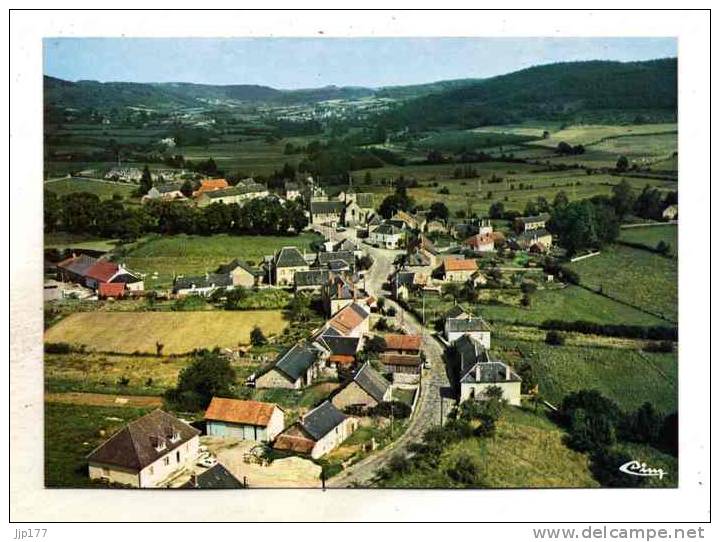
xmin=196 ymin=455 xmax=218 ymax=468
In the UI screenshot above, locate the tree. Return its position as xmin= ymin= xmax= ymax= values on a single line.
xmin=446 ymin=452 xmax=482 ymax=486
xmin=139 ymin=165 xmax=153 ymax=195
xmin=545 ymin=330 xmax=565 ymax=346
xmin=656 ymin=240 xmax=671 ymax=256
xmin=488 ymin=201 xmax=505 ymax=219
xmin=610 ymin=179 xmax=636 ymax=218
xmin=180 ymin=179 xmax=194 ymax=198
xmin=363 ymin=335 xmax=387 ymax=356
xmin=516 ymin=361 xmax=537 ymax=394
xmin=44 ymin=190 xmax=61 ymax=232
xmin=164 ymin=349 xmax=237 ymax=411
xmin=553 ymin=190 xmax=569 ymax=210
xmin=287 ymin=293 xmax=311 ymax=322
xmin=591 ymin=449 xmax=645 ymax=487
xmin=622 ymin=402 xmax=663 ymax=444
xmin=250 ymin=326 xmax=267 ymax=347
xmin=658 ymin=412 xmax=678 ymax=456
xmin=378 ymin=186 xmax=415 ymax=219
xmin=616 ymin=155 xmax=629 ymax=172
xmin=428 ymin=201 xmax=449 ymax=222
xmin=60 ymin=192 xmax=100 ymax=233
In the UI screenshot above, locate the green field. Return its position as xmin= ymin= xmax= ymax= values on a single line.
xmin=44 ymin=310 xmax=289 ymax=354
xmin=381 ymin=407 xmax=598 ymax=488
xmin=45 ymin=402 xmax=151 ymax=487
xmin=532 ymin=123 xmax=677 ymax=148
xmin=44 ymin=177 xmax=137 ymax=200
xmin=44 ymin=232 xmax=120 ymax=252
xmin=415 ymin=129 xmax=539 ymax=152
xmin=569 ymin=245 xmax=678 ymax=322
xmin=497 ymin=339 xmax=677 ymax=413
xmin=121 ymin=232 xmax=321 ymax=288
xmin=619 ymin=225 xmax=677 ymax=256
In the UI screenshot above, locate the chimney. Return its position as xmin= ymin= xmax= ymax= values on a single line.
xmin=505 ymin=364 xmax=510 ymax=381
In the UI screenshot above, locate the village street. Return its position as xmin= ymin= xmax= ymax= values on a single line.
xmin=314 ymin=226 xmax=453 ymax=487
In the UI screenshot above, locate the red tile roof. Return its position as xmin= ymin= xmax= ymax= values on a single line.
xmin=204 ymin=397 xmax=278 ymax=427
xmin=329 ymin=303 xmax=369 ymax=335
xmin=380 ymin=353 xmax=423 ymax=367
xmin=444 ymin=258 xmax=478 ymax=272
xmin=196 ymin=179 xmax=229 ymax=195
xmin=98 ymin=282 xmax=125 ymax=298
xmin=328 ymin=354 xmax=355 ymax=365
xmin=274 ymin=427 xmax=316 ymax=453
xmin=383 ymin=334 xmax=422 ymax=352
xmin=85 ymin=260 xmax=119 ymax=282
xmin=464 ymin=233 xmax=494 ymax=249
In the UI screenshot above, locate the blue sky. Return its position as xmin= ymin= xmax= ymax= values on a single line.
xmin=43 ymin=37 xmax=677 ymax=89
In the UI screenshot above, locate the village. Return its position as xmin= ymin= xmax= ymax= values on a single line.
xmin=43 ymin=174 xmax=573 ymax=489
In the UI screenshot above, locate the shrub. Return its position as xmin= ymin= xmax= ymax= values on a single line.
xmin=590 ymin=449 xmax=644 ymax=487
xmin=117 ymin=376 xmax=130 ymax=387
xmin=44 ymin=342 xmax=73 ymax=354
xmin=545 ymin=330 xmax=565 ymax=346
xmin=446 ymin=452 xmax=482 ymax=486
xmin=385 ymin=306 xmax=397 ymax=317
xmin=250 ymin=326 xmax=267 ymax=347
xmin=541 ymin=320 xmax=678 ymax=341
xmin=369 ymin=401 xmax=412 ymax=419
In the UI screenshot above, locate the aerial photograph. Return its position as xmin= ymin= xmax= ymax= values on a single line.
xmin=42 ymin=37 xmax=679 ymax=490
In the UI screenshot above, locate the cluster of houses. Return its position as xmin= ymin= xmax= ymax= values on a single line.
xmin=55 ymin=253 xmax=144 ymax=299
xmin=141 ymin=177 xmax=270 ymax=207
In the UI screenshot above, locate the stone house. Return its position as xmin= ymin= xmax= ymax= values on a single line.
xmin=445 ymin=316 xmax=492 ymax=347
xmin=172 ymin=273 xmax=233 ymax=297
xmin=204 ymin=397 xmax=285 ymax=442
xmin=455 ymin=334 xmax=521 ymax=406
xmin=215 ymin=259 xmax=262 ymax=287
xmin=441 ymin=258 xmax=478 ymax=282
xmin=273 ymin=401 xmax=357 ymax=459
xmin=511 ymin=229 xmax=553 ymax=251
xmin=332 ymin=363 xmax=391 ymax=411
xmin=310 ymin=200 xmax=346 ymax=226
xmin=272 ymin=246 xmax=310 ymax=287
xmin=369 ymin=223 xmax=404 ymax=249
xmin=196 ymin=180 xmax=269 ymax=207
xmin=379 ymin=354 xmax=423 ymax=384
xmin=514 ymin=213 xmax=550 ymax=234
xmin=464 ymin=232 xmax=495 ymax=253
xmin=87 ymin=410 xmax=200 ymax=488
xmin=255 ymin=343 xmax=322 ymax=389
xmin=342 ymin=192 xmax=375 ymax=226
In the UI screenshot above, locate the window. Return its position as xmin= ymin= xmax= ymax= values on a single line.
xmin=149 ymin=466 xmax=154 ymax=475
xmin=176 ymin=451 xmax=181 ymax=463
xmin=163 ymin=457 xmax=170 ymax=466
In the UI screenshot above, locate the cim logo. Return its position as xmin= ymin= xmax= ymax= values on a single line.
xmin=619 ymin=460 xmax=667 ymax=480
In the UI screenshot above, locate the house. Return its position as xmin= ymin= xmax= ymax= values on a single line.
xmin=426 ymin=220 xmax=447 ymax=234
xmin=56 ymin=254 xmax=144 ymax=291
xmin=172 ymin=273 xmax=232 ymax=297
xmin=326 ymin=302 xmax=370 ymax=338
xmin=369 ymin=223 xmax=404 ymax=249
xmin=98 ymin=282 xmax=126 ymax=299
xmin=514 ymin=213 xmax=550 ymax=233
xmin=390 ymin=270 xmax=429 ymax=301
xmin=313 ymin=250 xmax=355 ymax=273
xmin=204 ymin=397 xmax=285 ymax=442
xmin=366 ymin=213 xmax=384 ymax=232
xmin=464 ymin=232 xmax=495 ymax=253
xmin=445 ymin=304 xmax=471 ymax=320
xmin=215 ymin=259 xmax=262 ymax=287
xmin=511 ymin=229 xmax=553 ymax=251
xmin=182 ymin=463 xmax=245 ymax=489
xmin=284 ymin=181 xmax=303 ymax=201
xmin=662 ymin=204 xmax=678 ymax=220
xmin=274 ymin=401 xmax=357 ymax=459
xmin=313 ymin=328 xmax=361 ymax=372
xmin=441 ymin=258 xmax=478 ymax=282
xmin=194 ymin=178 xmax=229 ymax=197
xmin=272 ymin=246 xmax=310 ymax=286
xmin=445 ymin=316 xmax=492 ymax=347
xmin=196 ymin=180 xmax=269 ymax=207
xmin=142 ymin=182 xmax=186 ymax=203
xmin=392 ymin=210 xmax=426 ymax=232
xmin=332 ymin=363 xmax=391 ymax=411
xmin=294 ymin=269 xmax=331 ymax=292
xmin=458 ymin=350 xmax=521 ymax=405
xmin=321 ymin=275 xmax=366 ymax=316
xmin=255 ymin=343 xmax=322 ymax=389
xmin=382 ymin=334 xmax=422 ymax=356
xmin=451 ymin=222 xmax=479 ymax=240
xmin=310 ymin=200 xmax=346 ymax=226
xmin=332 ymin=238 xmax=362 ymax=257
xmin=379 ymin=353 xmax=423 ymax=384
xmin=87 ymin=410 xmax=200 ymax=488
xmin=343 ymin=192 xmax=375 ymax=226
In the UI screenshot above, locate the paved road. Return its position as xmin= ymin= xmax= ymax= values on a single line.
xmin=314 ymin=226 xmax=453 ymax=487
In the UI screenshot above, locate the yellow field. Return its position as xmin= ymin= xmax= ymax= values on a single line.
xmin=44 ymin=310 xmax=289 ymax=354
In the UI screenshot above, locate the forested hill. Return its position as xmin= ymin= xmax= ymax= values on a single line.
xmin=378 ymin=58 xmax=678 ymax=129
xmin=43 ymin=76 xmax=374 ymax=110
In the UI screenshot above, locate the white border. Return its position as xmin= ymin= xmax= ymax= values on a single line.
xmin=8 ymin=8 xmax=711 ymax=525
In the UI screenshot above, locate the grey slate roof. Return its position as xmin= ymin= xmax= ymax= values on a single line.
xmin=294 ymin=269 xmax=330 ymax=287
xmin=517 ymin=213 xmax=550 ymax=224
xmin=155 ymin=182 xmax=184 ymax=194
xmin=445 ymin=305 xmax=471 ymax=320
xmin=215 ymin=259 xmax=257 ymax=276
xmin=446 ymin=317 xmax=491 ymax=333
xmin=204 ymin=182 xmax=267 ymax=199
xmin=311 ymin=200 xmax=345 ymax=215
xmin=316 ymin=251 xmax=355 ymax=269
xmin=353 ymin=363 xmax=390 ymax=402
xmin=354 ymin=193 xmax=374 ymax=208
xmin=516 ymin=228 xmax=551 ymax=241
xmin=461 ymin=361 xmax=522 ymax=384
xmin=182 ymin=463 xmax=245 ymax=489
xmin=373 ymin=223 xmax=404 ymax=236
xmin=110 ymin=272 xmax=142 ymax=284
xmin=333 ymin=239 xmax=359 ymax=252
xmin=274 ymin=247 xmax=307 ymax=268
xmin=274 ymin=344 xmax=319 ymax=381
xmin=302 ymin=401 xmax=347 ymax=440
xmin=57 ymin=254 xmax=97 ymax=276
xmin=87 ymin=410 xmax=200 ymax=471
xmin=367 ymin=214 xmax=383 ymax=226
xmin=173 ymin=273 xmax=232 ymax=291
xmin=455 ymin=334 xmax=490 ymax=377
xmin=318 ymin=335 xmax=360 ymax=356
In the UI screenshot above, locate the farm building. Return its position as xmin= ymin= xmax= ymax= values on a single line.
xmin=379 ymin=353 xmax=423 ymax=384
xmin=272 ymin=246 xmax=310 ymax=287
xmin=321 ymin=275 xmax=367 ymax=317
xmin=326 ymin=302 xmax=370 ymax=338
xmin=369 ymin=223 xmax=404 ymax=249
xmin=196 ymin=180 xmax=269 ymax=207
xmin=194 ymin=178 xmax=229 ymax=196
xmin=514 ymin=213 xmax=550 ymax=233
xmin=332 ymin=363 xmax=391 ymax=411
xmin=284 ymin=181 xmax=303 ymax=201
xmin=310 ymin=200 xmax=346 ymax=226
xmin=87 ymin=410 xmax=200 ymax=488
xmin=182 ymin=463 xmax=245 ymax=489
xmin=204 ymin=397 xmax=285 ymax=442
xmin=382 ymin=334 xmax=422 ymax=357
xmin=313 ymin=250 xmax=355 ymax=273
xmin=313 ymin=328 xmax=361 ymax=372
xmin=445 ymin=316 xmax=492 ymax=347
xmin=510 ymin=229 xmax=553 ymax=251
xmin=464 ymin=232 xmax=495 ymax=253
xmin=142 ymin=182 xmax=186 ymax=203
xmin=441 ymin=258 xmax=478 ymax=282
xmin=274 ymin=401 xmax=357 ymax=459
xmin=215 ymin=259 xmax=263 ymax=287
xmin=56 ymin=254 xmax=143 ymax=291
xmin=255 ymin=343 xmax=322 ymax=389
xmin=294 ymin=269 xmax=331 ymax=292
xmin=391 ymin=210 xmax=426 ymax=232
xmin=172 ymin=273 xmax=232 ymax=297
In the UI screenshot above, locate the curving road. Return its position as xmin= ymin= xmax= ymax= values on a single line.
xmin=314 ymin=226 xmax=453 ymax=487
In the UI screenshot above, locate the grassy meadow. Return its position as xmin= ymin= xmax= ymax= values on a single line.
xmin=619 ymin=224 xmax=677 ymax=256
xmin=44 ymin=177 xmax=137 ymax=200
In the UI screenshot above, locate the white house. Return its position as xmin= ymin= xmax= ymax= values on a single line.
xmin=455 ymin=334 xmax=521 ymax=406
xmin=369 ymin=223 xmax=404 ymax=249
xmin=87 ymin=410 xmax=200 ymax=488
xmin=445 ymin=316 xmax=492 ymax=347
